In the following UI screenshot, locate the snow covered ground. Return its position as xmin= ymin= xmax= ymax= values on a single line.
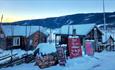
xmin=1 ymin=51 xmax=115 ymax=70
xmin=0 ymin=49 xmax=33 ymax=64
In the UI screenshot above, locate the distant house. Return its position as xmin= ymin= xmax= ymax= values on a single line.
xmin=1 ymin=25 xmax=48 ymax=50
xmin=103 ymin=35 xmax=114 ymax=44
xmin=102 ymin=33 xmax=115 ymax=51
xmin=55 ymin=24 xmax=103 ymax=52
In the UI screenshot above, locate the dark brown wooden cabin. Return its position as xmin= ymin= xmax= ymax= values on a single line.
xmin=6 ymin=36 xmax=27 ymax=50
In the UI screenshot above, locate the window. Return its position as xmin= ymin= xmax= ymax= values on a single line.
xmin=13 ymin=37 xmax=20 ymax=46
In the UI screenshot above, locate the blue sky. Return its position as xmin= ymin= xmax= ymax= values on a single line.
xmin=0 ymin=0 xmax=115 ymax=22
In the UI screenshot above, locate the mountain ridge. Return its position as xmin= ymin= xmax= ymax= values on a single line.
xmin=2 ymin=12 xmax=115 ymax=29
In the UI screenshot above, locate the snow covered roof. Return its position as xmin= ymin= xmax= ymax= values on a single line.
xmin=55 ymin=24 xmax=96 ymax=35
xmin=1 ymin=25 xmax=49 ymax=37
xmin=36 ymin=43 xmax=56 ymax=54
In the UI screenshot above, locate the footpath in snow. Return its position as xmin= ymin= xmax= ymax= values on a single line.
xmin=1 ymin=51 xmax=115 ymax=70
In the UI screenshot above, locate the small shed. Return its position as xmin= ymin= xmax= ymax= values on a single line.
xmin=103 ymin=34 xmax=114 ymax=51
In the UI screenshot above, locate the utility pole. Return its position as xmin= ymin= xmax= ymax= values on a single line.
xmin=103 ymin=0 xmax=107 ymax=42
xmin=94 ymin=28 xmax=98 ymax=51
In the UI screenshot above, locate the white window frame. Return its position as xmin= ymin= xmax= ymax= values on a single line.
xmin=13 ymin=37 xmax=20 ymax=46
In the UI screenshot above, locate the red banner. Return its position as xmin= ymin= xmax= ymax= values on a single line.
xmin=85 ymin=41 xmax=94 ymax=56
xmin=68 ymin=38 xmax=82 ymax=58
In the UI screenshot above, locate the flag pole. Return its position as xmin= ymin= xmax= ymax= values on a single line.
xmin=1 ymin=14 xmax=3 ymax=23
xmin=0 ymin=14 xmax=3 ymax=28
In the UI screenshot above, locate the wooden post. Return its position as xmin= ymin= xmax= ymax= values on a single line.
xmin=11 ymin=24 xmax=14 ymax=62
xmin=94 ymin=28 xmax=98 ymax=52
xmin=82 ymin=37 xmax=86 ymax=55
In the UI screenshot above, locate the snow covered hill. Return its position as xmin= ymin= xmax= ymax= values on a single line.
xmin=1 ymin=51 xmax=115 ymax=70
xmin=2 ymin=12 xmax=115 ymax=29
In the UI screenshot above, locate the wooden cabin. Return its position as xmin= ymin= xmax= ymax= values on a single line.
xmin=1 ymin=25 xmax=48 ymax=50
xmin=6 ymin=36 xmax=27 ymax=49
xmin=55 ymin=24 xmax=103 ymax=53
